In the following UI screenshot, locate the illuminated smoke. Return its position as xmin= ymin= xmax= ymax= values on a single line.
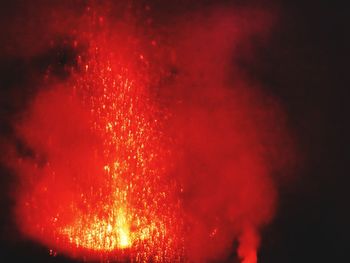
xmin=5 ymin=2 xmax=293 ymax=262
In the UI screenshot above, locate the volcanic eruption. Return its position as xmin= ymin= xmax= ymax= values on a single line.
xmin=4 ymin=1 xmax=294 ymax=262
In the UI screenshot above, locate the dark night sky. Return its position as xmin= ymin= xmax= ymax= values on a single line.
xmin=0 ymin=0 xmax=348 ymax=262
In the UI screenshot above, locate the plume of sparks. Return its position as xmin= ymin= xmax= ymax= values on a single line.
xmin=14 ymin=15 xmax=184 ymax=261
xmin=56 ymin=36 xmax=184 ymax=260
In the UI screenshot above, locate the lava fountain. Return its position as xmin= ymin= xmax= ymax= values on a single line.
xmin=7 ymin=2 xmax=293 ymax=263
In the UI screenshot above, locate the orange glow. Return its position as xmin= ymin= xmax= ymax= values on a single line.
xmin=61 ymin=207 xmax=132 ymax=251
xmin=14 ymin=14 xmax=184 ymax=261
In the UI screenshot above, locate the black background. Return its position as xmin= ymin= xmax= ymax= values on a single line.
xmin=0 ymin=0 xmax=347 ymax=262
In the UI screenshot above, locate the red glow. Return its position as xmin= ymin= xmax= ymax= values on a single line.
xmin=9 ymin=3 xmax=293 ymax=263
xmin=14 ymin=21 xmax=184 ymax=261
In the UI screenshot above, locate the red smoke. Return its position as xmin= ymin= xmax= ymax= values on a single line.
xmin=6 ymin=2 xmax=293 ymax=262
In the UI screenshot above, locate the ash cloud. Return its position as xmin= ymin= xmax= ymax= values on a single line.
xmin=158 ymin=7 xmax=292 ymax=262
